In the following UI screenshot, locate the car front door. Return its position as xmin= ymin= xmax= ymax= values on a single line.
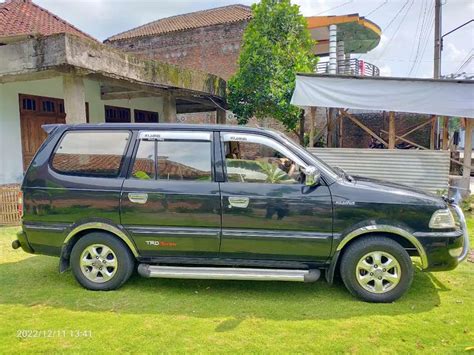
xmin=218 ymin=132 xmax=333 ymax=262
xmin=120 ymin=130 xmax=221 ymax=258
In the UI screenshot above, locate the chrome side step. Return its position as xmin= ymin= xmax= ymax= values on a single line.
xmin=138 ymin=264 xmax=320 ymax=283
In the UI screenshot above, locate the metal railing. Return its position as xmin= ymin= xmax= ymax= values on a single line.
xmin=316 ymin=58 xmax=380 ymax=76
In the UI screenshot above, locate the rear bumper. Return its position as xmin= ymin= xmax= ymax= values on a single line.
xmin=13 ymin=230 xmax=35 ymax=254
xmin=414 ymin=205 xmax=469 ymax=271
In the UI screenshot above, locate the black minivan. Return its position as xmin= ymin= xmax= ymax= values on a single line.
xmin=13 ymin=123 xmax=469 ymax=302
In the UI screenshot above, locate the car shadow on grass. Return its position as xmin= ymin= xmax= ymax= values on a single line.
xmin=0 ymin=255 xmax=448 ymax=325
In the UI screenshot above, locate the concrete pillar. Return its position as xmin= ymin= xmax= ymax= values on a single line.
xmin=216 ymin=108 xmax=227 ymax=124
xmin=63 ymin=75 xmax=86 ymax=124
xmin=163 ymin=94 xmax=177 ymax=122
xmin=328 ymin=25 xmax=337 ymax=75
xmin=336 ymin=41 xmax=345 ymax=74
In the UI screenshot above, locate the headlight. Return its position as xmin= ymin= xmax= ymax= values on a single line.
xmin=429 ymin=209 xmax=456 ymax=229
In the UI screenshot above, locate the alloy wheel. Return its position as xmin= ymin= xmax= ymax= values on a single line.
xmin=79 ymin=244 xmax=118 ymax=283
xmin=355 ymin=251 xmax=401 ymax=294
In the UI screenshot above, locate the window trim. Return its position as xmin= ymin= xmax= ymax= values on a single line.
xmin=49 ymin=130 xmax=132 ymax=178
xmin=220 ymin=132 xmax=308 ymax=185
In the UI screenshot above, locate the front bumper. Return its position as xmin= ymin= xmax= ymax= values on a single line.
xmin=414 ymin=204 xmax=470 ymax=271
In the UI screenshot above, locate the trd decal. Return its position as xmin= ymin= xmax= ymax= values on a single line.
xmin=145 ymin=241 xmax=177 ymax=247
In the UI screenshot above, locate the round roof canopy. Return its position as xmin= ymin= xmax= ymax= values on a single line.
xmin=306 ymin=14 xmax=381 ymax=55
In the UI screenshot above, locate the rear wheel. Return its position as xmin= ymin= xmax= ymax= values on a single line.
xmin=340 ymin=236 xmax=413 ymax=303
xmin=70 ymin=232 xmax=134 ymax=291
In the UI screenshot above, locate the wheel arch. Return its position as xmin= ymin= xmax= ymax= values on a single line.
xmin=326 ymin=225 xmax=428 ymax=284
xmin=59 ymin=222 xmax=138 ymax=273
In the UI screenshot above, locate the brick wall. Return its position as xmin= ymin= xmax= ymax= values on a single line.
xmin=108 ymin=21 xmax=249 ymax=81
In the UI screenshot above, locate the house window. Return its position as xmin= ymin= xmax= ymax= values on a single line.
xmin=134 ymin=109 xmax=159 ymax=123
xmin=41 ymin=99 xmax=56 ymax=113
xmin=105 ymin=105 xmax=131 ymax=123
xmin=21 ymin=96 xmax=37 ymax=112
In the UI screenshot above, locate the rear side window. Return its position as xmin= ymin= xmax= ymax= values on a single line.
xmin=131 ymin=132 xmax=212 ymax=181
xmin=51 ymin=131 xmax=130 ymax=177
xmin=157 ymin=141 xmax=212 ymax=181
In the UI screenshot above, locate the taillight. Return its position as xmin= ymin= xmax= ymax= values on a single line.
xmin=18 ymin=191 xmax=24 ymax=218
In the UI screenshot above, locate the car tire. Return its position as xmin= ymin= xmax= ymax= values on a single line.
xmin=70 ymin=232 xmax=135 ymax=291
xmin=340 ymin=236 xmax=413 ymax=303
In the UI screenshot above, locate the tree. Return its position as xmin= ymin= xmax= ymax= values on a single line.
xmin=228 ymin=0 xmax=317 ymax=144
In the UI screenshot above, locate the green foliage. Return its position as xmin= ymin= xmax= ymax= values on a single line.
xmin=228 ymin=0 xmax=317 ymax=135
xmin=256 ymin=161 xmax=292 ymax=183
xmin=226 ymin=159 xmax=293 ymax=183
xmin=461 ymin=194 xmax=473 ymax=213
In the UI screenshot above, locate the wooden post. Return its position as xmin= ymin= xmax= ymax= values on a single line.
xmin=338 ymin=112 xmax=344 ymax=147
xmin=388 ymin=111 xmax=396 ymax=149
xmin=463 ymin=118 xmax=472 ymax=192
xmin=430 ymin=115 xmax=436 ymax=150
xmin=309 ymin=107 xmax=316 ymax=147
xmin=442 ymin=116 xmax=449 ymax=150
xmin=327 ymin=108 xmax=333 ymax=147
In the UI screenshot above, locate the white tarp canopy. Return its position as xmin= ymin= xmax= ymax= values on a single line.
xmin=291 ymin=74 xmax=474 ymax=118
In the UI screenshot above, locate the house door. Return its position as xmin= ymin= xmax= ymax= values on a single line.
xmin=19 ymin=94 xmax=66 ymax=170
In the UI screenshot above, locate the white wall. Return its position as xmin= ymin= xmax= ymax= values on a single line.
xmin=0 ymin=76 xmax=163 ymax=184
xmin=0 ymin=77 xmax=64 ymax=184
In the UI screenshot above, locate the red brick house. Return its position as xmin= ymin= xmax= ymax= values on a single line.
xmin=105 ymin=5 xmax=252 ymax=81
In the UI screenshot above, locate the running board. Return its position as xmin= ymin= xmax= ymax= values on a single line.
xmin=137 ymin=264 xmax=320 ymax=283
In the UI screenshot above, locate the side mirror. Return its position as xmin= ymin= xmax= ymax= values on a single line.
xmin=304 ymin=166 xmax=320 ymax=187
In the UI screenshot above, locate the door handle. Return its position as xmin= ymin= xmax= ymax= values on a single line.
xmin=128 ymin=193 xmax=148 ymax=204
xmin=228 ymin=196 xmax=250 ymax=209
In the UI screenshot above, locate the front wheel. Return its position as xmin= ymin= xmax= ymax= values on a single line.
xmin=70 ymin=232 xmax=135 ymax=291
xmin=340 ymin=236 xmax=413 ymax=303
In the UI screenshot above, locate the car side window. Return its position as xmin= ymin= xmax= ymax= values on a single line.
xmin=131 ymin=141 xmax=155 ymax=180
xmin=131 ymin=132 xmax=212 ymax=182
xmin=221 ymin=133 xmax=305 ymax=184
xmin=157 ymin=141 xmax=212 ymax=181
xmin=51 ymin=131 xmax=130 ymax=178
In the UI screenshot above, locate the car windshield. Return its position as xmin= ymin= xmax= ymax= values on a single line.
xmin=272 ymin=130 xmax=339 ymax=181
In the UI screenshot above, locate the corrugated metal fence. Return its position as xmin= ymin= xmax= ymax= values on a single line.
xmin=308 ymin=148 xmax=450 ymax=193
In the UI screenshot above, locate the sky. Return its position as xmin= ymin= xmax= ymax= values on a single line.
xmin=32 ymin=0 xmax=474 ymax=78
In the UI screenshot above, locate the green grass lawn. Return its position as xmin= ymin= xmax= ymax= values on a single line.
xmin=0 ymin=221 xmax=473 ymax=353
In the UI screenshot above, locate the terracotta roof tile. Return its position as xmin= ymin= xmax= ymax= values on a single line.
xmin=0 ymin=0 xmax=96 ymax=41
xmin=106 ymin=4 xmax=252 ymax=42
